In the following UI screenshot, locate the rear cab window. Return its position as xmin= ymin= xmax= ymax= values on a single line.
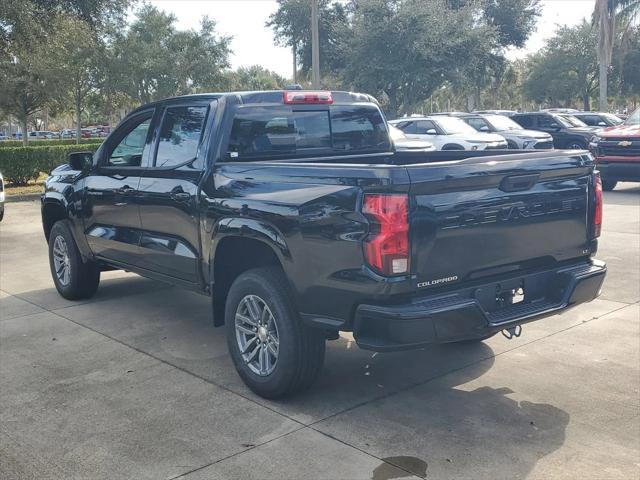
xmin=226 ymin=104 xmax=390 ymax=161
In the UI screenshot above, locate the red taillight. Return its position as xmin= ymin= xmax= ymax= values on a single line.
xmin=594 ymin=171 xmax=603 ymax=238
xmin=283 ymin=91 xmax=333 ymax=105
xmin=362 ymin=194 xmax=409 ymax=275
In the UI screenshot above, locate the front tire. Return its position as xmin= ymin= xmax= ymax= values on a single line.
xmin=602 ymin=179 xmax=617 ymax=191
xmin=225 ymin=267 xmax=326 ymax=399
xmin=48 ymin=220 xmax=100 ymax=300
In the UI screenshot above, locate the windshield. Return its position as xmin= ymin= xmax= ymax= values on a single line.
xmin=433 ymin=116 xmax=478 ymax=135
xmin=602 ymin=113 xmax=623 ymax=125
xmin=624 ymin=108 xmax=639 ymax=125
xmin=486 ymin=115 xmax=522 ymax=131
xmin=560 ymin=114 xmax=588 ymax=127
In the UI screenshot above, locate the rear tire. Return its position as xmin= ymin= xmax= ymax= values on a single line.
xmin=602 ymin=179 xmax=617 ymax=191
xmin=225 ymin=267 xmax=326 ymax=399
xmin=48 ymin=220 xmax=100 ymax=300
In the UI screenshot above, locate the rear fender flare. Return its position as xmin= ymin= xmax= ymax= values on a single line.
xmin=208 ymin=217 xmax=292 ymax=284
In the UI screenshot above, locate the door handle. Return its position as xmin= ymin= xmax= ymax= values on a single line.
xmin=171 ymin=192 xmax=191 ymax=201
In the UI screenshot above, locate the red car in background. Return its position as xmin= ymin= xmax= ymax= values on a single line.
xmin=591 ymin=108 xmax=640 ymax=190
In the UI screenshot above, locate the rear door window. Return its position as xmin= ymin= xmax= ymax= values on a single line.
xmin=398 ymin=122 xmax=416 ymax=134
xmin=415 ymin=120 xmax=436 ymax=134
xmin=513 ymin=115 xmax=533 ymax=128
xmin=155 ymin=106 xmax=208 ymax=168
xmin=467 ymin=117 xmax=490 ymax=131
xmin=227 ymin=105 xmax=389 ymax=160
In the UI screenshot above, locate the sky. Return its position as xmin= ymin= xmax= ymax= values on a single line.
xmin=149 ymin=0 xmax=597 ymax=79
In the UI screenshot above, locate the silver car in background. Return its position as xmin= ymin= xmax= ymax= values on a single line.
xmin=388 ymin=125 xmax=436 ymax=152
xmin=460 ymin=114 xmax=554 ymax=149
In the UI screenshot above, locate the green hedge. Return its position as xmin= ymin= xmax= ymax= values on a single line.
xmin=0 ymin=143 xmax=101 ymax=186
xmin=0 ymin=138 xmax=104 ymax=148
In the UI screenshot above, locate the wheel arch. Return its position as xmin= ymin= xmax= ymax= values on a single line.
xmin=42 ymin=199 xmax=68 ymax=241
xmin=442 ymin=143 xmax=465 ymax=150
xmin=209 ymin=219 xmax=292 ymax=327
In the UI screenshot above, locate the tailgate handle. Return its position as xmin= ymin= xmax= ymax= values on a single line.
xmin=499 ymin=173 xmax=540 ymax=193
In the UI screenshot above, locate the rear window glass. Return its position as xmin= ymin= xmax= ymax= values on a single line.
xmin=227 ymin=105 xmax=390 ymax=160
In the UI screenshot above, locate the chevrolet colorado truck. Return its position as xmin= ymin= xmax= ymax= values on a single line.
xmin=590 ymin=108 xmax=640 ymax=191
xmin=42 ymin=90 xmax=607 ymax=398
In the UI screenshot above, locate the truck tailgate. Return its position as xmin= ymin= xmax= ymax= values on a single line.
xmin=406 ymin=151 xmax=594 ymax=292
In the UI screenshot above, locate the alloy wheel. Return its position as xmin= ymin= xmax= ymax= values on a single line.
xmin=52 ymin=235 xmax=71 ymax=286
xmin=235 ymin=294 xmax=279 ymax=376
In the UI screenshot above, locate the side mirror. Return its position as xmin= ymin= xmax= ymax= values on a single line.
xmin=426 ymin=128 xmax=437 ymax=135
xmin=68 ymin=151 xmax=94 ymax=171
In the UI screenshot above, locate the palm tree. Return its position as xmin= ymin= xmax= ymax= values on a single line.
xmin=594 ymin=0 xmax=640 ymax=111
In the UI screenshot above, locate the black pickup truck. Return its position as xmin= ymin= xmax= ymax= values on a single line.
xmin=42 ymin=90 xmax=606 ymax=398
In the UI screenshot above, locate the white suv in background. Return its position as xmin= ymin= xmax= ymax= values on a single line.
xmin=389 ymin=116 xmax=508 ymax=150
xmin=460 ymin=114 xmax=554 ymax=149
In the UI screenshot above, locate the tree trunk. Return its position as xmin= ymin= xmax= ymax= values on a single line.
xmin=599 ymin=61 xmax=608 ymax=111
xmin=583 ymin=93 xmax=590 ymax=112
xmin=75 ymin=92 xmax=82 ymax=145
xmin=20 ymin=114 xmax=28 ymax=147
xmin=466 ymin=94 xmax=475 ymax=112
xmin=292 ymin=42 xmax=297 ymax=84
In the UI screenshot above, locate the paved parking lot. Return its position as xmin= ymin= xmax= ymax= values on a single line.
xmin=1 ymin=184 xmax=639 ymax=480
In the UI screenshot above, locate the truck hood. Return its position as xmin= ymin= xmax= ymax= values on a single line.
xmin=597 ymin=124 xmax=640 ymax=138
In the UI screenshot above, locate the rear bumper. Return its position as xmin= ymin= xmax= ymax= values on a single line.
xmin=596 ymin=159 xmax=640 ymax=182
xmin=353 ymin=260 xmax=606 ymax=351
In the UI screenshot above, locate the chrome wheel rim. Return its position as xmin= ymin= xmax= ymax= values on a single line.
xmin=52 ymin=235 xmax=71 ymax=286
xmin=235 ymin=294 xmax=279 ymax=376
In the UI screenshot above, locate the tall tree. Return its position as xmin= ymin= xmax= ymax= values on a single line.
xmin=523 ymin=21 xmax=599 ymax=110
xmin=226 ymin=66 xmax=287 ymax=91
xmin=342 ymin=0 xmax=496 ymax=116
xmin=594 ymin=0 xmax=640 ymax=110
xmin=111 ymin=5 xmax=231 ymax=104
xmin=49 ymin=16 xmax=101 ymax=142
xmin=267 ymin=0 xmax=350 ymax=82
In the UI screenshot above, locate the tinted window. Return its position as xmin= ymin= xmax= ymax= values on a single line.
xmin=415 ymin=120 xmax=436 ymax=134
xmin=155 ymin=106 xmax=208 ymax=167
xmin=227 ymin=105 xmax=389 ymax=160
xmin=108 ymin=112 xmax=153 ymax=167
xmin=513 ymin=115 xmax=533 ymax=128
xmin=466 ymin=118 xmax=491 ymax=131
xmin=331 ymin=107 xmax=389 ymax=152
xmin=399 ymin=122 xmax=417 ymax=134
xmin=577 ymin=115 xmax=599 ymax=126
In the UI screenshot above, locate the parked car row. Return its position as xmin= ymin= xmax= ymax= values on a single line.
xmin=0 ymin=126 xmax=112 ymax=140
xmin=389 ymin=108 xmax=629 ymax=153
